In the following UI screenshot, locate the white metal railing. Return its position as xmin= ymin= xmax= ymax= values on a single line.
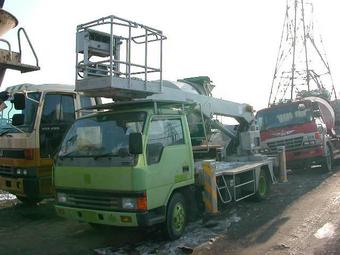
xmin=76 ymin=15 xmax=166 ymax=93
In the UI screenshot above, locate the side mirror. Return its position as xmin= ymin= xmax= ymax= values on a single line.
xmin=13 ymin=93 xmax=25 ymax=110
xmin=12 ymin=114 xmax=25 ymax=126
xmin=0 ymin=91 xmax=9 ymax=102
xmin=129 ymin=132 xmax=143 ymax=155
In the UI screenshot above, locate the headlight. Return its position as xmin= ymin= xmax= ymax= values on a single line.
xmin=15 ymin=168 xmax=34 ymax=176
xmin=57 ymin=193 xmax=68 ymax=203
xmin=259 ymin=148 xmax=269 ymax=153
xmin=122 ymin=198 xmax=137 ymax=209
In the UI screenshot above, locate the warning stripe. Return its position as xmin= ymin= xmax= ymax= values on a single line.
xmin=202 ymin=160 xmax=218 ymax=214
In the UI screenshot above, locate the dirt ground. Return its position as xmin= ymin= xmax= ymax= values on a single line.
xmin=0 ymin=165 xmax=339 ymax=255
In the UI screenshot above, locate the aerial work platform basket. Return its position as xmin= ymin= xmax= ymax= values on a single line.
xmin=75 ymin=15 xmax=166 ymax=100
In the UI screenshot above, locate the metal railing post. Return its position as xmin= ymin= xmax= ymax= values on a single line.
xmin=144 ymin=28 xmax=148 ymax=90
xmin=277 ymin=146 xmax=287 ymax=182
xmin=160 ymin=36 xmax=163 ymax=92
xmin=109 ymin=16 xmax=114 ymax=79
xmin=128 ymin=25 xmax=132 ymax=88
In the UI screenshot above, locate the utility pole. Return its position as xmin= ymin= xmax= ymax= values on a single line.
xmin=268 ymin=0 xmax=336 ymax=106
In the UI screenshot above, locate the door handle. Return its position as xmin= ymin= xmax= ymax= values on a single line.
xmin=182 ymin=166 xmax=189 ymax=172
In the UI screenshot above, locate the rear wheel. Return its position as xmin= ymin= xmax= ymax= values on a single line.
xmin=254 ymin=170 xmax=270 ymax=201
xmin=322 ymin=144 xmax=333 ymax=172
xmin=163 ymin=193 xmax=187 ymax=240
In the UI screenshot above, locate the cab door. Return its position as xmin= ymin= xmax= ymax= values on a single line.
xmin=145 ymin=116 xmax=193 ymax=209
xmin=39 ymin=93 xmax=75 ymax=159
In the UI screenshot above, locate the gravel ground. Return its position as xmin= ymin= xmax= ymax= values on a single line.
xmin=0 ymin=165 xmax=339 ymax=255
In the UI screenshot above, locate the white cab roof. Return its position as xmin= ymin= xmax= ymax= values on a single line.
xmin=5 ymin=83 xmax=75 ymax=94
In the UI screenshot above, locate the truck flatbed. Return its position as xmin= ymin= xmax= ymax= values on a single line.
xmin=214 ymin=160 xmax=272 ymax=176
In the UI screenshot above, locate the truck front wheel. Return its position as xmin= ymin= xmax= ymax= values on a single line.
xmin=163 ymin=192 xmax=187 ymax=240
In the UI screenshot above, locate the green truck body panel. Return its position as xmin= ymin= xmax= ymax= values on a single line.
xmin=54 ymin=166 xmax=135 ymax=191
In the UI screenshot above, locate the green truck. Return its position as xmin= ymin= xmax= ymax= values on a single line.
xmin=54 ymin=15 xmax=277 ymax=240
xmin=54 ymin=98 xmax=275 ymax=239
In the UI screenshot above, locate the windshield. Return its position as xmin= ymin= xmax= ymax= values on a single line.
xmin=59 ymin=112 xmax=146 ymax=159
xmin=256 ymin=104 xmax=312 ymax=131
xmin=0 ymin=92 xmax=41 ymax=133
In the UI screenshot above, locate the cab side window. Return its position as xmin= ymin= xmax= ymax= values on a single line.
xmin=146 ymin=118 xmax=184 ymax=165
xmin=41 ymin=94 xmax=60 ymax=124
xmin=40 ymin=94 xmax=75 ymax=158
xmin=41 ymin=94 xmax=75 ymax=124
xmin=79 ymin=96 xmax=96 ymax=116
xmin=61 ymin=95 xmax=75 ymax=122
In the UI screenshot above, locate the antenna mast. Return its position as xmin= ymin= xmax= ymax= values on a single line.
xmin=268 ymin=0 xmax=336 ymax=106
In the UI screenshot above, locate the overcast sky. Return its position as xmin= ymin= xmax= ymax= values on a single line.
xmin=2 ymin=0 xmax=340 ymax=111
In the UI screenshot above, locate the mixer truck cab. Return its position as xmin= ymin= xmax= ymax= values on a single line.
xmin=0 ymin=84 xmax=99 ymax=204
xmin=257 ymin=96 xmax=340 ymax=171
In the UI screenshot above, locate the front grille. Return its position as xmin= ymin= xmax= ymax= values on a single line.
xmin=267 ymin=136 xmax=303 ymax=152
xmin=65 ymin=192 xmax=121 ymax=210
xmin=0 ymin=149 xmax=25 ymax=159
xmin=0 ymin=165 xmax=14 ymax=176
xmin=57 ymin=189 xmax=146 ymax=211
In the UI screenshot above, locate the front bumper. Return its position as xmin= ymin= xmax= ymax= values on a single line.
xmin=0 ymin=175 xmax=53 ymax=198
xmin=285 ymin=145 xmax=324 ymax=168
xmin=55 ymin=205 xmax=166 ymax=227
xmin=0 ymin=176 xmax=24 ymax=195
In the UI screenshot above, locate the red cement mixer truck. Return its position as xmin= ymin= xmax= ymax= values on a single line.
xmin=256 ymin=97 xmax=340 ymax=171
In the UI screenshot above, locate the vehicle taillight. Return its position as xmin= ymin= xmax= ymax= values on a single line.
xmin=137 ymin=193 xmax=147 ymax=210
xmin=315 ymin=132 xmax=321 ymax=140
xmin=24 ymin=149 xmax=34 ymax=160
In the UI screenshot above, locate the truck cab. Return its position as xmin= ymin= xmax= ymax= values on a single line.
xmin=0 ymin=84 xmax=99 ymax=203
xmin=55 ymin=101 xmax=196 ymax=238
xmin=257 ymin=98 xmax=340 ymax=170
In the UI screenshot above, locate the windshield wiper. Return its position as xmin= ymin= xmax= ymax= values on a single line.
xmin=0 ymin=129 xmax=11 ymax=136
xmin=58 ymin=151 xmax=89 ymax=159
xmin=94 ymin=149 xmax=131 ymax=159
xmin=93 ymin=153 xmax=120 ymax=159
xmin=0 ymin=126 xmax=15 ymax=136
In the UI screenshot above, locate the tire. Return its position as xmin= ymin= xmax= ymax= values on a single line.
xmin=17 ymin=196 xmax=42 ymax=205
xmin=163 ymin=193 xmax=187 ymax=240
xmin=254 ymin=170 xmax=270 ymax=201
xmin=322 ymin=144 xmax=333 ymax=172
